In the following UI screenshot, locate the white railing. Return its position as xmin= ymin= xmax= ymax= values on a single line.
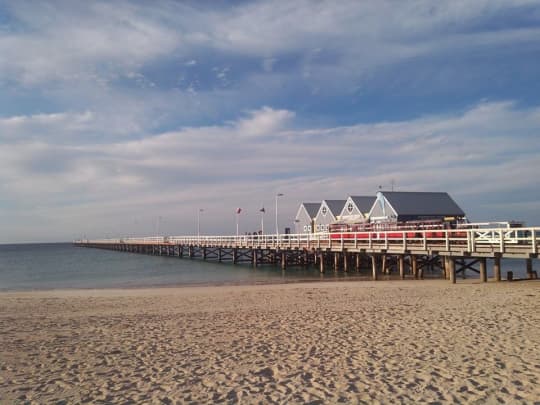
xmin=76 ymin=227 xmax=540 ymax=255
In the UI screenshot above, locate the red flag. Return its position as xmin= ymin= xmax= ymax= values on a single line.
xmin=236 ymin=208 xmax=242 ymax=214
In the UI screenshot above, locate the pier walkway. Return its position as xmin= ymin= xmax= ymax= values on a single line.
xmin=75 ymin=227 xmax=539 ymax=283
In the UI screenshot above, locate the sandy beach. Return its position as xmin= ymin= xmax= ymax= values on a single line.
xmin=1 ymin=280 xmax=539 ymax=404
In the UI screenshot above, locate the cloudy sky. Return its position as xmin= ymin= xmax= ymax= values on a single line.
xmin=1 ymin=0 xmax=540 ymax=243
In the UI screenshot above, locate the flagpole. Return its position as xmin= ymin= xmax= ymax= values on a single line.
xmin=275 ymin=193 xmax=284 ymax=235
xmin=260 ymin=205 xmax=265 ymax=235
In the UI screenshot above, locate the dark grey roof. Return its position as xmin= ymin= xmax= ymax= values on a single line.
xmin=324 ymin=200 xmax=346 ymax=216
xmin=382 ymin=192 xmax=465 ymax=217
xmin=301 ymin=202 xmax=321 ymax=219
xmin=350 ymin=196 xmax=376 ymax=214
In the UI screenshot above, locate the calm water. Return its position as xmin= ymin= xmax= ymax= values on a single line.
xmin=0 ymin=243 xmax=536 ymax=291
xmin=0 ymin=243 xmax=349 ymax=291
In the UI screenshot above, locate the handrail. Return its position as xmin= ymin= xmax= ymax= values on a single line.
xmin=75 ymin=227 xmax=540 ymax=256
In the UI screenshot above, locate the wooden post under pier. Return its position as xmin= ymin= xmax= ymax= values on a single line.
xmin=493 ymin=256 xmax=501 ymax=282
xmin=411 ymin=255 xmax=418 ymax=279
xmin=449 ymin=257 xmax=456 ymax=284
xmin=418 ymin=260 xmax=424 ymax=279
xmin=399 ymin=255 xmax=405 ymax=279
xmin=233 ymin=248 xmax=238 ymax=264
xmin=479 ymin=257 xmax=487 ymax=283
xmin=526 ymin=258 xmax=533 ymax=279
xmin=371 ymin=255 xmax=378 ymax=281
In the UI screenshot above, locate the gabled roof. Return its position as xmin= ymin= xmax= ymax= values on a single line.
xmin=301 ymin=202 xmax=321 ymax=219
xmin=323 ymin=200 xmax=346 ymax=216
xmin=349 ymin=196 xmax=376 ymax=214
xmin=381 ymin=191 xmax=465 ymax=217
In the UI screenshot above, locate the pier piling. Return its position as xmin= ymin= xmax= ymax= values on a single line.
xmin=493 ymin=256 xmax=501 ymax=281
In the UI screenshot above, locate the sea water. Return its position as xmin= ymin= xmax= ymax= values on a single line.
xmin=0 ymin=243 xmax=536 ymax=291
xmin=0 ymin=243 xmax=348 ymax=291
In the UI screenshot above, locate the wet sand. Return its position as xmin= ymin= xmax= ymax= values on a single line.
xmin=1 ymin=280 xmax=539 ymax=403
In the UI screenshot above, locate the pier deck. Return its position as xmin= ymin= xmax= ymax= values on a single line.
xmin=75 ymin=227 xmax=539 ymax=283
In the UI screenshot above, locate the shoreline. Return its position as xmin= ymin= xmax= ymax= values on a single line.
xmin=2 ymin=274 xmax=535 ymax=295
xmin=1 ymin=279 xmax=539 ymax=403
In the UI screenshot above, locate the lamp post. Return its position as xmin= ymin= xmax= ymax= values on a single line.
xmin=260 ymin=206 xmax=266 ymax=235
xmin=275 ymin=193 xmax=284 ymax=235
xmin=197 ymin=208 xmax=204 ymax=238
xmin=236 ymin=208 xmax=242 ymax=236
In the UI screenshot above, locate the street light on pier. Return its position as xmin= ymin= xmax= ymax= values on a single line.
xmin=260 ymin=206 xmax=266 ymax=235
xmin=275 ymin=193 xmax=284 ymax=235
xmin=197 ymin=208 xmax=204 ymax=238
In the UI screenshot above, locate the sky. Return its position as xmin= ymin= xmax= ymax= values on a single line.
xmin=1 ymin=0 xmax=540 ymax=243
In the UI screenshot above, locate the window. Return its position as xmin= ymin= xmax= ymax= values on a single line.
xmin=321 ymin=206 xmax=327 ymax=216
xmin=347 ymin=202 xmax=354 ymax=213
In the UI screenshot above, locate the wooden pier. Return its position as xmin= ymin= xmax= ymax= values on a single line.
xmin=75 ymin=227 xmax=540 ymax=283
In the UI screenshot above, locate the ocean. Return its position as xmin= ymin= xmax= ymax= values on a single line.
xmin=0 ymin=243 xmax=536 ymax=291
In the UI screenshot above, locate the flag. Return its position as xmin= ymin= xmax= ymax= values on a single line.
xmin=260 ymin=207 xmax=265 ymax=213
xmin=236 ymin=208 xmax=242 ymax=214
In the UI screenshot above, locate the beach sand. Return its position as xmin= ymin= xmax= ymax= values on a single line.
xmin=1 ymin=280 xmax=539 ymax=404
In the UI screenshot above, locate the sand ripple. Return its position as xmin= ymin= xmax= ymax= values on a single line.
xmin=1 ymin=281 xmax=539 ymax=403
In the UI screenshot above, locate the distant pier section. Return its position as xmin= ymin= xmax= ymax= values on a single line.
xmin=75 ymin=226 xmax=539 ymax=283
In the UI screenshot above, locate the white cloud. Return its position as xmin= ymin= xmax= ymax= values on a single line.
xmin=0 ymin=101 xmax=539 ymax=242
xmin=2 ymin=0 xmax=539 ymax=88
xmin=1 ymin=1 xmax=540 ymax=242
xmin=234 ymin=107 xmax=295 ymax=137
xmin=0 ymin=111 xmax=94 ymax=140
xmin=0 ymin=2 xmax=180 ymax=85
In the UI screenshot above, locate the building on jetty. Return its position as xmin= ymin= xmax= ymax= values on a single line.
xmin=339 ymin=196 xmax=376 ymax=224
xmin=294 ymin=202 xmax=321 ymax=234
xmin=295 ymin=191 xmax=466 ymax=234
xmin=369 ymin=191 xmax=466 ymax=223
xmin=315 ymin=200 xmax=346 ymax=232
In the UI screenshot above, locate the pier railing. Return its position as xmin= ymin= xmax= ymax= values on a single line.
xmin=77 ymin=227 xmax=539 ymax=258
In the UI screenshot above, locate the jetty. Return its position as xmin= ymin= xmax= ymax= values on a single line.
xmin=75 ymin=226 xmax=539 ymax=283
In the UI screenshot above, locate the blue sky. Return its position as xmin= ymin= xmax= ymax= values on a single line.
xmin=1 ymin=0 xmax=539 ymax=242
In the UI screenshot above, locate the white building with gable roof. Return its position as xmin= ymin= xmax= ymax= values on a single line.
xmin=314 ymin=200 xmax=346 ymax=232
